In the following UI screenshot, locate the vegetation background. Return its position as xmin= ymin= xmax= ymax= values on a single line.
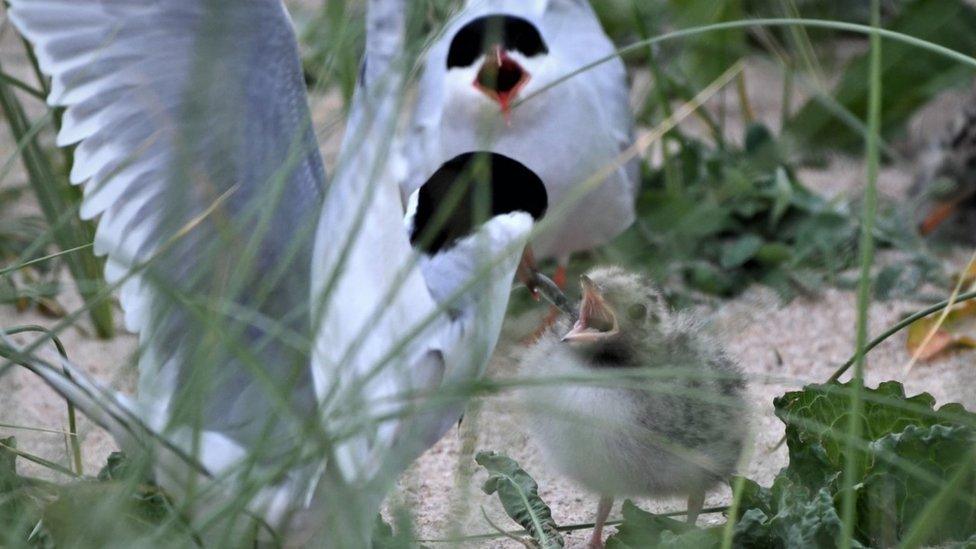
xmin=2 ymin=0 xmax=976 ymax=546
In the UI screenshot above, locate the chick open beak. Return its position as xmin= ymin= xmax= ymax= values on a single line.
xmin=562 ymin=275 xmax=619 ymax=343
xmin=473 ymin=45 xmax=531 ymax=124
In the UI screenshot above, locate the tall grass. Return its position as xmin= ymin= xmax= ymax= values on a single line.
xmin=0 ymin=49 xmax=114 ymax=338
xmin=1 ymin=1 xmax=976 ymax=547
xmin=840 ymin=0 xmax=883 ymax=545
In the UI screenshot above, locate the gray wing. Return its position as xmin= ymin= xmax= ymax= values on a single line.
xmin=9 ymin=0 xmax=326 ymax=450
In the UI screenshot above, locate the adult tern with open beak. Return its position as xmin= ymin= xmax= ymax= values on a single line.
xmin=404 ymin=0 xmax=638 ymax=286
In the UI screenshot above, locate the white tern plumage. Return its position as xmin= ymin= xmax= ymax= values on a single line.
xmin=5 ymin=0 xmax=545 ymax=544
xmin=404 ymin=0 xmax=638 ymax=267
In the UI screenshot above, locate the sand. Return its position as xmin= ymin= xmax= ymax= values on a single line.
xmin=1 ymin=8 xmax=974 ymax=549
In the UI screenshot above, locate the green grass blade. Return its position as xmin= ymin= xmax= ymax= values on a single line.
xmin=0 ymin=59 xmax=114 ymax=338
xmin=840 ymin=1 xmax=883 ymax=547
xmin=3 ymin=325 xmax=81 ymax=476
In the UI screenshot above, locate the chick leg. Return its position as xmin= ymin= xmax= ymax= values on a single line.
xmin=686 ymin=488 xmax=705 ymax=524
xmin=588 ymin=495 xmax=614 ymax=549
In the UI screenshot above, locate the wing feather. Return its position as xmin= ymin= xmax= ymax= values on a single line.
xmin=9 ymin=0 xmax=327 ymax=450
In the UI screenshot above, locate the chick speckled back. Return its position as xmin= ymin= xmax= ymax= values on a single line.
xmin=519 ymin=269 xmax=747 ymax=498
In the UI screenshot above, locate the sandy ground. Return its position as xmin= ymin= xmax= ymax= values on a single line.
xmin=1 ymin=6 xmax=974 ymax=548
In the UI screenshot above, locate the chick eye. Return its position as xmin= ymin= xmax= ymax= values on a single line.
xmin=627 ymin=304 xmax=647 ymax=321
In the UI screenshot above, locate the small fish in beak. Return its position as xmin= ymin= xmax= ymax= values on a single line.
xmin=562 ymin=275 xmax=619 ymax=343
xmin=473 ymin=45 xmax=531 ymax=124
xmin=516 ymin=245 xmax=540 ymax=298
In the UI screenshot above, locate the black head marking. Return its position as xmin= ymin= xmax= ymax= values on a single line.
xmin=410 ymin=152 xmax=548 ymax=254
xmin=447 ymin=15 xmax=549 ymax=69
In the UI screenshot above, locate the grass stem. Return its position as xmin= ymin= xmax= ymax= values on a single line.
xmin=0 ymin=57 xmax=114 ymax=338
xmin=840 ymin=1 xmax=882 ymax=546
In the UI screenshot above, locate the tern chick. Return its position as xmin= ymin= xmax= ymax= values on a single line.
xmin=520 ymin=267 xmax=747 ymax=548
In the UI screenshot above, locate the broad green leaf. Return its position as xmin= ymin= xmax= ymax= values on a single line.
xmin=475 ymin=451 xmax=563 ymax=549
xmin=769 ymin=168 xmax=794 ymax=230
xmin=773 ymin=381 xmax=976 ymax=480
xmin=605 ymin=500 xmax=715 ymax=549
xmin=720 ymin=234 xmax=765 ymax=269
xmin=873 ymin=262 xmax=928 ymax=301
xmin=858 ymin=424 xmax=976 ymax=547
xmin=733 ymin=481 xmax=858 ymax=549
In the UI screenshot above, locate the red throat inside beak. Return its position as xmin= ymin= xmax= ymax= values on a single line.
xmin=473 ymin=45 xmax=531 ymax=125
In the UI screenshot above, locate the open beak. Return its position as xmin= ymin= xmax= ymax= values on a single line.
xmin=473 ymin=45 xmax=531 ymax=124
xmin=562 ymin=275 xmax=619 ymax=343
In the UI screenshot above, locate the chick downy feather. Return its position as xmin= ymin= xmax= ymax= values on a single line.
xmin=519 ymin=267 xmax=747 ymax=498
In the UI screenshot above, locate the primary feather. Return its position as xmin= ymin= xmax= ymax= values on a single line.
xmin=9 ymin=0 xmax=325 ymax=456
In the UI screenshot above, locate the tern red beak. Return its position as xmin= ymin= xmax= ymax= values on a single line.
xmin=473 ymin=45 xmax=531 ymax=124
xmin=562 ymin=276 xmax=619 ymax=343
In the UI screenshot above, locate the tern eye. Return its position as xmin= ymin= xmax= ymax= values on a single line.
xmin=627 ymin=304 xmax=647 ymax=321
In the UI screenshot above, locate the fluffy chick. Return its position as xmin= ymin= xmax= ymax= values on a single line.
xmin=519 ymin=267 xmax=747 ymax=548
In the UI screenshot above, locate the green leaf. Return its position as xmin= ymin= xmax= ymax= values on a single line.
xmin=606 ymin=500 xmax=715 ymax=549
xmin=764 ymin=382 xmax=976 ymax=545
xmin=769 ymin=168 xmax=794 ymax=230
xmin=372 ymin=513 xmax=421 ymax=549
xmin=774 ymin=381 xmax=976 ymax=481
xmin=720 ymin=234 xmax=765 ymax=269
xmin=475 ymin=451 xmax=564 ymax=549
xmin=733 ymin=481 xmax=858 ymax=549
xmin=858 ymin=425 xmax=976 ymax=547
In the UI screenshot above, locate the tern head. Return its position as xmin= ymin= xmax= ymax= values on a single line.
xmin=408 ymin=152 xmax=548 ymax=293
xmin=445 ymin=14 xmax=549 ymax=122
xmin=409 ymin=152 xmax=547 ymax=253
xmin=561 ymin=267 xmax=667 ymax=364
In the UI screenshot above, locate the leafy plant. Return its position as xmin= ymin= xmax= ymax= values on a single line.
xmin=475 ymin=450 xmax=564 ymax=548
xmin=0 ymin=437 xmax=54 ymax=547
xmin=606 ymin=501 xmax=720 ymax=549
xmin=488 ymin=382 xmax=976 ymax=548
xmin=591 ymin=123 xmax=935 ymax=303
xmin=0 ymin=445 xmax=190 ymax=548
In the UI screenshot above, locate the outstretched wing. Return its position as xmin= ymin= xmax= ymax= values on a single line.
xmin=9 ymin=0 xmax=326 ymax=452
